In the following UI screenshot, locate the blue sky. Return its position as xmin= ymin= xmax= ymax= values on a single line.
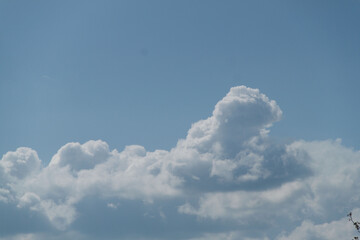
xmin=0 ymin=1 xmax=360 ymax=239
xmin=1 ymin=0 xmax=359 ymax=161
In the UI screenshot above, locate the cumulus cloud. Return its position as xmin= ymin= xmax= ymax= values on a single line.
xmin=181 ymin=86 xmax=282 ymax=157
xmin=49 ymin=140 xmax=110 ymax=172
xmin=0 ymin=147 xmax=41 ymax=180
xmin=276 ymin=209 xmax=360 ymax=240
xmin=0 ymin=86 xmax=359 ymax=239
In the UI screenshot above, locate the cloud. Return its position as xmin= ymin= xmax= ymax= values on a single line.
xmin=180 ymin=86 xmax=282 ymax=158
xmin=178 ymin=139 xmax=360 ymax=238
xmin=276 ymin=209 xmax=360 ymax=240
xmin=189 ymin=231 xmax=270 ymax=240
xmin=0 ymin=86 xmax=359 ymax=239
xmin=49 ymin=141 xmax=110 ymax=172
xmin=0 ymin=147 xmax=41 ymax=180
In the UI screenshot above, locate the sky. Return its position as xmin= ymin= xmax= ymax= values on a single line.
xmin=0 ymin=0 xmax=360 ymax=239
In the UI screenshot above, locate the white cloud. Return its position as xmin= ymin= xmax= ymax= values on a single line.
xmin=178 ymin=180 xmax=307 ymax=221
xmin=180 ymin=86 xmax=282 ymax=158
xmin=49 ymin=140 xmax=110 ymax=172
xmin=0 ymin=86 xmax=359 ymax=239
xmin=0 ymin=232 xmax=89 ymax=240
xmin=188 ymin=231 xmax=270 ymax=240
xmin=0 ymin=147 xmax=41 ymax=180
xmin=276 ymin=209 xmax=360 ymax=240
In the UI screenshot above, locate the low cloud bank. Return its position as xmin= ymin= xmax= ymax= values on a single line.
xmin=1 ymin=86 xmax=359 ymax=239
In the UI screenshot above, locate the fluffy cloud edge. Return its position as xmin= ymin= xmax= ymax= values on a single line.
xmin=1 ymin=86 xmax=359 ymax=240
